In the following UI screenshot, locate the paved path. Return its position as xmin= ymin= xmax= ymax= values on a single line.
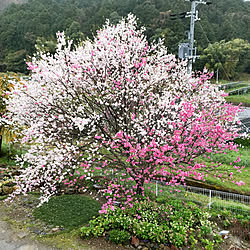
xmin=0 ymin=208 xmax=54 ymax=250
xmin=239 ymin=107 xmax=250 ymax=119
xmin=238 ymin=107 xmax=250 ymax=132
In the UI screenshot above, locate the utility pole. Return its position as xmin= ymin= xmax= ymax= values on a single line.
xmin=187 ymin=0 xmax=199 ymax=74
xmin=178 ymin=0 xmax=212 ymax=74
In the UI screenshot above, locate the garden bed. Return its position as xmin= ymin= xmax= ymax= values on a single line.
xmin=0 ymin=191 xmax=249 ymax=249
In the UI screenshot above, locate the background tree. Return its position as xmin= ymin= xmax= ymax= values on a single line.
xmin=0 ymin=74 xmax=16 ymax=153
xmin=0 ymin=0 xmax=249 ymax=77
xmin=5 ymin=50 xmax=28 ymax=73
xmin=35 ymin=37 xmax=57 ymax=55
xmin=200 ymin=39 xmax=250 ymax=79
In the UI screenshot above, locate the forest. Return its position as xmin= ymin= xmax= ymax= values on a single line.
xmin=0 ymin=0 xmax=250 ymax=79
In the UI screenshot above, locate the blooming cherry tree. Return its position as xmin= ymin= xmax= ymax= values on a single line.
xmin=5 ymin=14 xmax=244 ymax=208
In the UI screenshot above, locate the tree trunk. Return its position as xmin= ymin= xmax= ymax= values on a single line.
xmin=136 ymin=178 xmax=144 ymax=195
xmin=0 ymin=135 xmax=2 ymax=154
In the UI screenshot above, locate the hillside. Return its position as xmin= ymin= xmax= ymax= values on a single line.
xmin=0 ymin=0 xmax=27 ymax=11
xmin=0 ymin=0 xmax=249 ymax=75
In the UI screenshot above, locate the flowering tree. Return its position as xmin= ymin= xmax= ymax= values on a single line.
xmin=5 ymin=14 xmax=244 ymax=208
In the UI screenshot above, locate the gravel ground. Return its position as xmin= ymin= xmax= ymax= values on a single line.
xmin=0 ymin=206 xmax=55 ymax=250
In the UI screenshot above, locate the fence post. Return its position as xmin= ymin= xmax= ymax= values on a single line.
xmin=156 ymin=181 xmax=158 ymax=197
xmin=208 ymin=190 xmax=212 ymax=209
xmin=246 ymin=148 xmax=247 ymax=166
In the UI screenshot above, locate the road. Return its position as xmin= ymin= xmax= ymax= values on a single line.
xmin=239 ymin=107 xmax=250 ymax=132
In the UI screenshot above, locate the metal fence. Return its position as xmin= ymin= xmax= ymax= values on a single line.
xmin=218 ymin=82 xmax=241 ymax=90
xmin=228 ymin=86 xmax=250 ymax=95
xmin=153 ymin=182 xmax=250 ymax=214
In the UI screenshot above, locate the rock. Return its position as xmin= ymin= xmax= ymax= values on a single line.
xmin=51 ymin=227 xmax=60 ymax=232
xmin=18 ymin=245 xmax=39 ymax=250
xmin=65 ymin=188 xmax=75 ymax=194
xmin=131 ymin=236 xmax=140 ymax=248
xmin=2 ymin=186 xmax=13 ymax=194
xmin=77 ymin=188 xmax=85 ymax=194
xmin=150 ymin=244 xmax=159 ymax=249
xmin=17 ymin=231 xmax=29 ymax=239
xmin=28 ymin=227 xmax=42 ymax=235
xmin=93 ymin=184 xmax=106 ymax=190
xmin=170 ymin=246 xmax=178 ymax=250
xmin=142 ymin=248 xmax=149 ymax=250
xmin=159 ymin=244 xmax=170 ymax=250
xmin=219 ymin=230 xmax=229 ymax=235
xmin=163 ymin=247 xmax=170 ymax=250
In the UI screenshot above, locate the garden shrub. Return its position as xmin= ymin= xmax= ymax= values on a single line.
xmin=234 ymin=137 xmax=250 ymax=148
xmin=210 ymin=208 xmax=250 ymax=227
xmin=81 ymin=200 xmax=222 ymax=248
xmin=108 ymin=229 xmax=131 ymax=244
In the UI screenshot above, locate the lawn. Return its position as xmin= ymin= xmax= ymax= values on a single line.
xmin=33 ymin=195 xmax=101 ymax=229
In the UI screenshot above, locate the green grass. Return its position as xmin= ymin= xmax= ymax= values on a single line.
xmin=33 ymin=195 xmax=101 ymax=229
xmin=213 ymin=73 xmax=250 ymax=85
xmin=0 ymin=195 xmax=8 ymax=201
xmin=225 ymin=92 xmax=250 ymax=104
xmin=145 ymin=183 xmax=250 ymax=214
xmin=213 ymin=73 xmax=250 ymax=104
xmin=198 ymin=148 xmax=250 ymax=194
xmin=223 ymin=83 xmax=249 ymax=93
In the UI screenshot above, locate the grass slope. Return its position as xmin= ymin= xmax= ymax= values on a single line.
xmin=225 ymin=92 xmax=250 ymax=104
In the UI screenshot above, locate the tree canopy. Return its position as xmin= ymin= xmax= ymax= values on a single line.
xmin=4 ymin=15 xmax=244 ymax=209
xmin=200 ymin=39 xmax=250 ymax=79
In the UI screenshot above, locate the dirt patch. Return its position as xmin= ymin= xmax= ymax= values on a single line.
xmin=0 ymin=195 xmax=128 ymax=250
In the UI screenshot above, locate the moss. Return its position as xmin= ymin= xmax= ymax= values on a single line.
xmin=33 ymin=195 xmax=101 ymax=229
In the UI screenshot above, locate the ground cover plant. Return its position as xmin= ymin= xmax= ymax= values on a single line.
xmin=2 ymin=14 xmax=245 ymax=213
xmin=81 ymin=199 xmax=223 ymax=249
xmin=33 ymin=195 xmax=101 ymax=229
